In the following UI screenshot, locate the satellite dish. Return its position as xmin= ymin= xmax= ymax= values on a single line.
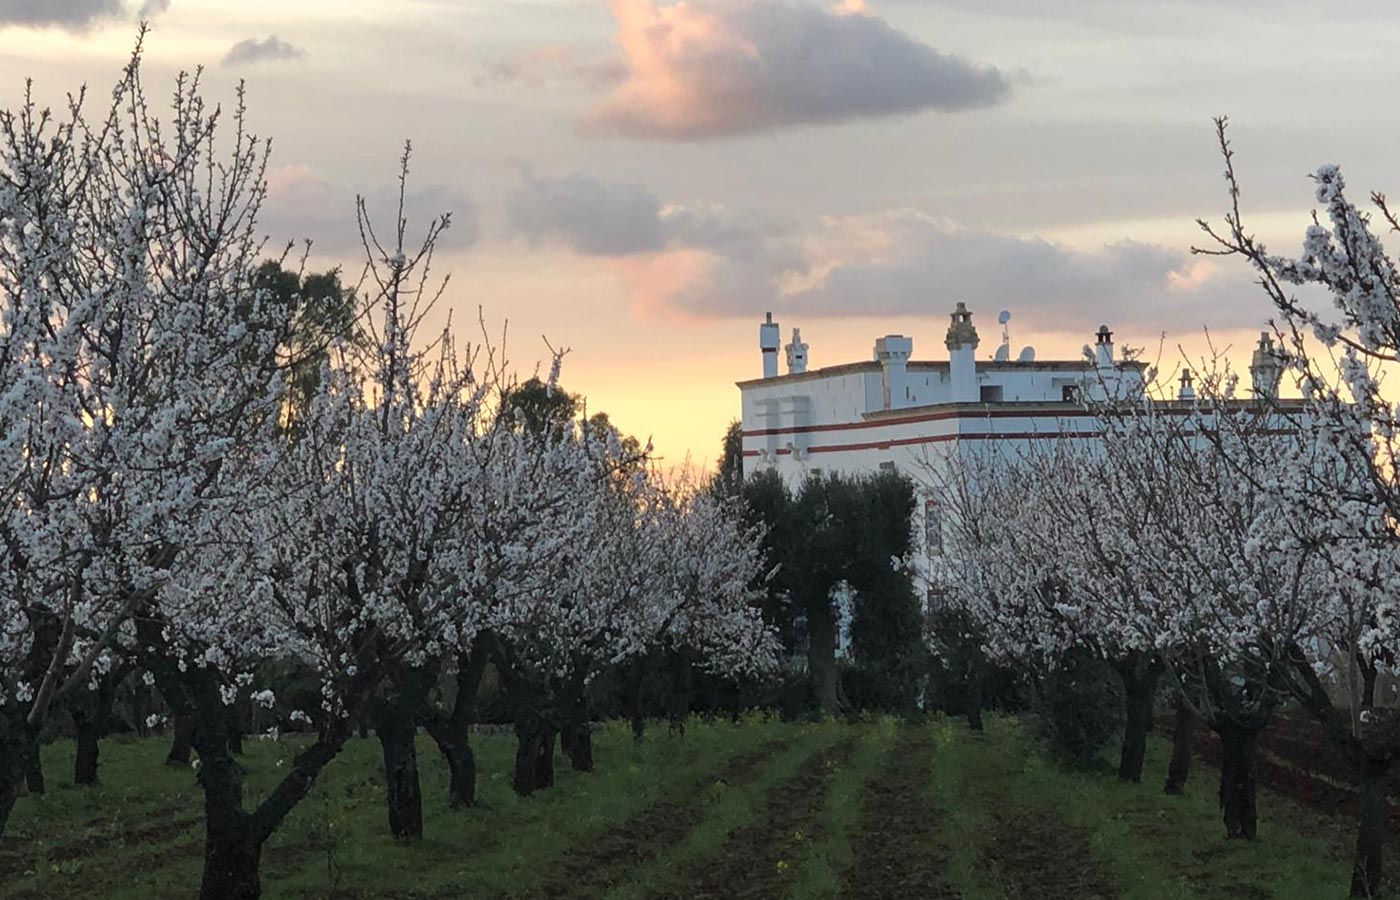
xmin=1018 ymin=346 xmax=1036 ymax=362
xmin=997 ymin=310 xmax=1012 ymax=325
xmin=994 ymin=344 xmax=1010 ymax=362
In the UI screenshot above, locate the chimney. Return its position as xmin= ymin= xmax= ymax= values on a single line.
xmin=945 ymin=302 xmax=979 ymax=403
xmin=1095 ymin=325 xmax=1115 ymax=369
xmin=1178 ymin=368 xmax=1196 ymax=401
xmin=785 ymin=327 xmax=808 ymax=375
xmin=874 ymin=335 xmax=913 ymax=410
xmin=1250 ymin=331 xmax=1283 ymax=400
xmin=759 ymin=312 xmax=780 ymax=378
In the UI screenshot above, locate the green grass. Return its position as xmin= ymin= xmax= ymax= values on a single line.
xmin=0 ymin=714 xmax=1386 ymax=899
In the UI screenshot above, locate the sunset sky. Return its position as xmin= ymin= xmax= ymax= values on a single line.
xmin=4 ymin=0 xmax=1396 ymax=466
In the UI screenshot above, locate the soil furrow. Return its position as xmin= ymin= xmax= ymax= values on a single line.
xmin=981 ymin=811 xmax=1118 ymax=900
xmin=647 ymin=734 xmax=858 ymax=900
xmin=842 ymin=727 xmax=955 ymax=899
xmin=520 ymin=736 xmax=796 ymax=900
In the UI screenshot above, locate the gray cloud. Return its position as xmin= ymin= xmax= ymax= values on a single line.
xmin=223 ymin=35 xmax=307 ymax=67
xmin=0 ymin=0 xmax=123 ymax=29
xmin=259 ymin=165 xmax=478 ymax=259
xmin=507 ymin=168 xmax=667 ymax=256
xmin=586 ymin=0 xmax=1013 ymax=140
xmin=136 ymin=0 xmax=169 ymax=19
xmin=507 ymin=167 xmax=797 ymax=260
xmin=475 ymin=48 xmax=627 ymax=91
xmin=504 ymin=167 xmax=1263 ymax=331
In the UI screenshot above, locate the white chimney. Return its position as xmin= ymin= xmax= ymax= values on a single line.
xmin=946 ymin=302 xmax=979 ymax=403
xmin=1094 ymin=325 xmax=1115 ymax=369
xmin=1250 ymin=331 xmax=1283 ymax=400
xmin=1178 ymin=368 xmax=1196 ymax=401
xmin=874 ymin=335 xmax=913 ymax=410
xmin=759 ymin=312 xmax=780 ymax=378
xmin=785 ymin=327 xmax=808 ymax=375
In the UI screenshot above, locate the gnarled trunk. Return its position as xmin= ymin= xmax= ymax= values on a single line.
xmin=0 ymin=717 xmax=28 ymax=842
xmin=1117 ymin=652 xmax=1162 ymax=783
xmin=198 ymin=753 xmax=263 ymax=900
xmin=807 ymin=597 xmax=841 ymax=716
xmin=967 ymin=663 xmax=985 ymax=732
xmin=74 ymin=717 xmax=101 ymax=786
xmin=423 ymin=648 xmax=487 ymax=809
xmin=1351 ymin=753 xmax=1391 ymax=898
xmin=1164 ymin=695 xmax=1196 ymax=795
xmin=375 ymin=712 xmax=423 ymax=840
xmin=562 ymin=722 xmax=593 ymax=772
xmin=23 ymin=741 xmax=43 ymax=795
xmin=512 ymin=713 xmax=556 ymax=796
xmin=1216 ymin=718 xmax=1259 ymax=839
xmin=167 ymin=714 xmax=195 ymax=766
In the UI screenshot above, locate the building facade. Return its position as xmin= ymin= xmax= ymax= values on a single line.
xmin=737 ymin=305 xmax=1289 ymax=601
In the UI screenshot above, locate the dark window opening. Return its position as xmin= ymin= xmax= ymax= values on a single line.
xmin=979 ymin=385 xmax=1004 ymax=403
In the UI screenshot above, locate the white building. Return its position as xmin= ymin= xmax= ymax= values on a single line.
xmin=737 ymin=305 xmax=1291 ymax=604
xmin=739 ymin=304 xmax=1149 ymax=488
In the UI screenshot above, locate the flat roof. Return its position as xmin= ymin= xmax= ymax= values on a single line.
xmin=735 ymin=358 xmax=1149 ymax=389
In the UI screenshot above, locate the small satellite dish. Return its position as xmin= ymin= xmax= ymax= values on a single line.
xmin=994 ymin=344 xmax=1010 ymax=362
xmin=997 ymin=310 xmax=1012 ymax=325
xmin=1018 ymin=346 xmax=1036 ymax=362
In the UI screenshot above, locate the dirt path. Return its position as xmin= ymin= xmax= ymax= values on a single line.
xmin=646 ymin=734 xmax=859 ymax=900
xmin=981 ymin=811 xmax=1118 ymax=900
xmin=841 ymin=727 xmax=954 ymax=900
xmin=523 ymin=736 xmax=795 ymax=900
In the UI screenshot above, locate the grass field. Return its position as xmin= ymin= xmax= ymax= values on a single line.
xmin=0 ymin=715 xmax=1378 ymax=899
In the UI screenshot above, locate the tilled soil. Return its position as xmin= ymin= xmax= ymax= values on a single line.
xmin=522 ymin=736 xmax=795 ymax=900
xmin=980 ymin=812 xmax=1119 ymax=900
xmin=647 ymin=735 xmax=859 ymax=900
xmin=841 ymin=727 xmax=954 ymax=900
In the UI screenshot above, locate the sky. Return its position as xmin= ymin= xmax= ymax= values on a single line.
xmin=3 ymin=0 xmax=1397 ymax=467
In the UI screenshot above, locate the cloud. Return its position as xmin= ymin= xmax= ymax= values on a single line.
xmin=0 ymin=0 xmax=124 ymax=29
xmin=476 ymin=46 xmax=627 ymax=91
xmin=507 ymin=167 xmax=802 ymax=271
xmin=136 ymin=0 xmax=169 ymax=18
xmin=585 ymin=0 xmax=1013 ymax=140
xmin=504 ymin=167 xmax=1267 ymax=330
xmin=223 ymin=35 xmax=307 ymax=67
xmin=260 ymin=165 xmax=478 ymax=259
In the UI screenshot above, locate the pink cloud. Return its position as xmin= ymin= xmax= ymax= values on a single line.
xmin=585 ymin=0 xmax=1012 ymax=140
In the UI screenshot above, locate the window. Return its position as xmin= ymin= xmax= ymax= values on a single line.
xmin=807 ymin=467 xmax=822 ymax=478
xmin=1061 ymin=385 xmax=1080 ymax=402
xmin=879 ymin=461 xmax=896 ymax=471
xmin=979 ymin=385 xmax=1004 ymax=403
xmin=924 ymin=499 xmax=943 ymax=556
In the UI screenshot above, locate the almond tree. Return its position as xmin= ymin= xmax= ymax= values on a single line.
xmin=1198 ymin=121 xmax=1400 ymax=893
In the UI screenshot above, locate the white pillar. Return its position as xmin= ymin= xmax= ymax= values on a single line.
xmin=875 ymin=335 xmax=913 ymax=410
xmin=946 ymin=302 xmax=979 ymax=403
xmin=760 ymin=312 xmax=780 ymax=378
xmin=785 ymin=327 xmax=808 ymax=374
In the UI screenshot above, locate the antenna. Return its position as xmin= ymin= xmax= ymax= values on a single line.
xmin=996 ymin=310 xmax=1011 ymax=360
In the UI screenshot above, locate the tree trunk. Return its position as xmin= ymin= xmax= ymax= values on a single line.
xmin=536 ymin=727 xmax=556 ymax=790
xmin=375 ymin=712 xmax=423 ymax=840
xmin=967 ymin=664 xmax=985 ymax=732
xmin=562 ymin=722 xmax=593 ymax=772
xmin=197 ymin=752 xmax=263 ymax=900
xmin=74 ymin=716 xmax=101 ymax=786
xmin=807 ymin=597 xmax=841 ymax=716
xmin=513 ymin=714 xmax=552 ymax=797
xmin=0 ymin=719 xmax=25 ymax=842
xmin=23 ymin=741 xmax=43 ymax=795
xmin=1217 ymin=719 xmax=1259 ymax=840
xmin=1351 ymin=753 xmax=1391 ymax=898
xmin=1164 ymin=695 xmax=1196 ymax=795
xmin=227 ymin=706 xmax=244 ymax=756
xmin=0 ymin=771 xmax=17 ymax=845
xmin=1117 ymin=654 xmax=1161 ymax=783
xmin=167 ymin=714 xmax=195 ymax=766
